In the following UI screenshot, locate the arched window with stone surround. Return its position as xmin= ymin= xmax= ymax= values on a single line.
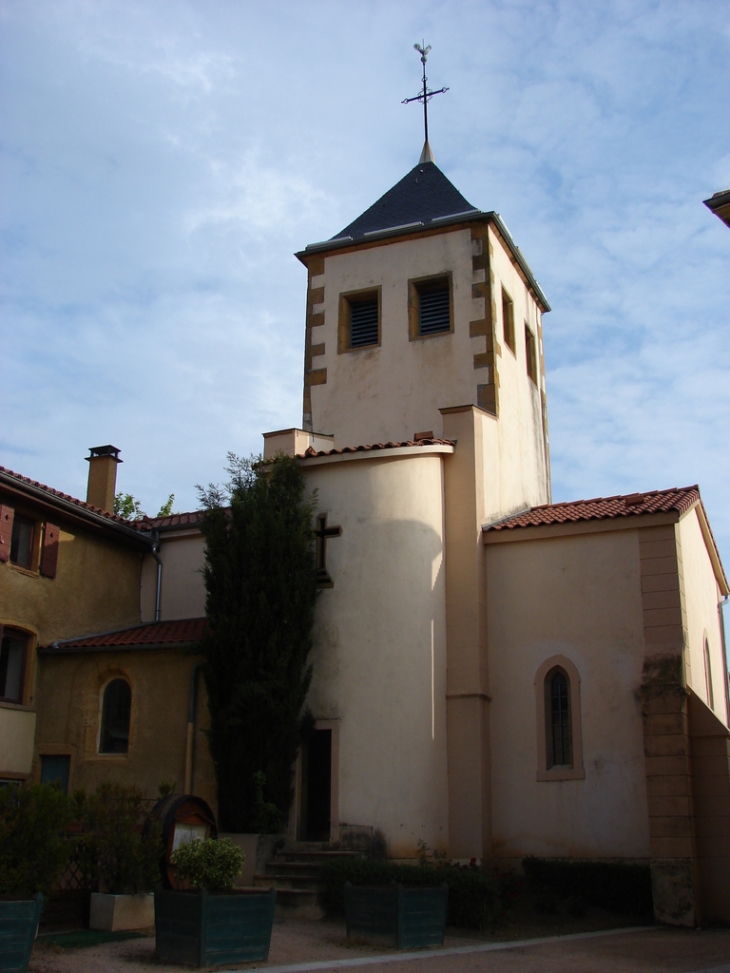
xmin=534 ymin=655 xmax=585 ymax=781
xmin=704 ymin=637 xmax=715 ymax=710
xmin=99 ymin=678 xmax=131 ymax=754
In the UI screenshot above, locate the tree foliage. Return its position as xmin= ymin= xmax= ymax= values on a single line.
xmin=198 ymin=453 xmax=318 ymax=832
xmin=76 ymin=782 xmax=162 ymax=894
xmin=0 ymin=783 xmax=74 ymax=897
xmin=113 ymin=492 xmax=176 ymax=519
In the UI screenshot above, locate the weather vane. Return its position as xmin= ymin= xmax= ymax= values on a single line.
xmin=402 ymin=42 xmax=448 ymax=149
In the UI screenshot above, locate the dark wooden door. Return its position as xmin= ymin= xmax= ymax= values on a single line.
xmin=301 ymin=729 xmax=331 ymax=841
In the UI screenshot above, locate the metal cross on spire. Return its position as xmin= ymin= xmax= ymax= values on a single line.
xmin=402 ymin=42 xmax=448 ymax=163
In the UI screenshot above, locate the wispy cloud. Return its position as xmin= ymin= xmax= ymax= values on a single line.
xmin=1 ymin=0 xmax=728 ymax=570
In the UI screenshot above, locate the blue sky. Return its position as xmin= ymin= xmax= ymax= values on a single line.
xmin=2 ymin=1 xmax=729 ymax=574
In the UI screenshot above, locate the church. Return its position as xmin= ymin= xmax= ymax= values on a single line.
xmin=6 ymin=135 xmax=728 ymax=928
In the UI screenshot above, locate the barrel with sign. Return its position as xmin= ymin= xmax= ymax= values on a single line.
xmin=146 ymin=794 xmax=218 ymax=889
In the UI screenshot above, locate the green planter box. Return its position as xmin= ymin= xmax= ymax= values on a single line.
xmin=344 ymin=881 xmax=448 ymax=950
xmin=0 ymin=894 xmax=44 ymax=973
xmin=154 ymin=887 xmax=276 ymax=968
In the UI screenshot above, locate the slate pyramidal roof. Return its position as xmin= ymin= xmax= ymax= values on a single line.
xmin=297 ymin=160 xmax=550 ymax=311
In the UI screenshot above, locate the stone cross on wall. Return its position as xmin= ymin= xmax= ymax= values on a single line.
xmin=314 ymin=513 xmax=342 ymax=588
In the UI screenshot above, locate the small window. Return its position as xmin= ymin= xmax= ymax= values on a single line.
xmin=408 ymin=274 xmax=452 ymax=340
xmin=525 ymin=324 xmax=537 ymax=384
xmin=338 ymin=288 xmax=381 ymax=352
xmin=704 ymin=638 xmax=714 ymax=709
xmin=502 ymin=287 xmax=515 ymax=353
xmin=0 ymin=630 xmax=28 ymax=704
xmin=99 ymin=679 xmax=131 ymax=754
xmin=10 ymin=515 xmax=35 ymax=569
xmin=546 ymin=668 xmax=572 ymax=768
xmin=40 ymin=755 xmax=71 ymax=794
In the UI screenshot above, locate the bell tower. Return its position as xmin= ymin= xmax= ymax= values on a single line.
xmin=295 ymin=153 xmax=552 ymax=516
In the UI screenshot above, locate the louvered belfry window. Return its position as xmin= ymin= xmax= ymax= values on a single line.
xmin=417 ymin=278 xmax=450 ymax=335
xmin=349 ymin=296 xmax=379 ymax=347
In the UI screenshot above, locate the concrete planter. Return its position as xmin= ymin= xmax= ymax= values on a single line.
xmin=0 ymin=893 xmax=44 ymax=973
xmin=217 ymin=833 xmax=281 ymax=887
xmin=344 ymin=881 xmax=449 ymax=949
xmin=154 ymin=887 xmax=276 ymax=968
xmin=89 ymin=892 xmax=154 ymax=931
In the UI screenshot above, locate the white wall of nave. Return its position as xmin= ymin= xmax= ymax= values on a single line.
xmin=485 ymin=528 xmax=651 ymax=860
xmin=678 ymin=509 xmax=728 ymax=723
xmin=302 ymin=450 xmax=450 ymax=857
xmin=140 ymin=532 xmax=207 ymax=623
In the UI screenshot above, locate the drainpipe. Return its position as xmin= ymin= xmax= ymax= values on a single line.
xmin=184 ymin=662 xmax=204 ymax=795
xmin=151 ymin=529 xmax=162 ymax=623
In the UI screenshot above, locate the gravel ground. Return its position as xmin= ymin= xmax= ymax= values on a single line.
xmin=27 ymin=918 xmax=730 ymax=973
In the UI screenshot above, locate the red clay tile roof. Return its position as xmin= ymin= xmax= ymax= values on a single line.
xmin=140 ymin=510 xmax=206 ymax=529
xmin=44 ymin=618 xmax=207 ymax=651
xmin=485 ymin=486 xmax=701 ymax=532
xmin=0 ymin=464 xmax=146 ymax=527
xmin=300 ymin=438 xmax=454 ymax=459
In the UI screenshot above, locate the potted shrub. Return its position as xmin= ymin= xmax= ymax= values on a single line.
xmin=77 ymin=783 xmax=162 ymax=932
xmin=344 ymin=880 xmax=449 ymax=950
xmin=155 ymin=837 xmax=276 ymax=968
xmin=0 ymin=783 xmax=74 ymax=973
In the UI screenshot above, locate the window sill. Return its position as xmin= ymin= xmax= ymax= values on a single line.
xmin=409 ymin=328 xmax=453 ymax=342
xmin=537 ymin=765 xmax=585 ymax=782
xmin=340 ymin=342 xmax=381 ymax=354
xmin=0 ymin=700 xmax=35 ymax=713
xmin=6 ymin=563 xmax=39 ymax=579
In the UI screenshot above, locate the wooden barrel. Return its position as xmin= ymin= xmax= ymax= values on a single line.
xmin=146 ymin=794 xmax=218 ymax=889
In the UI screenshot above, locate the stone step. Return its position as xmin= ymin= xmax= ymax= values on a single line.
xmin=254 ymin=873 xmax=319 ymax=890
xmin=265 ymin=862 xmax=321 ymax=879
xmin=278 ymin=849 xmax=361 ymax=863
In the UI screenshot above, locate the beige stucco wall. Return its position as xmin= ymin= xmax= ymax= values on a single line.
xmin=301 ymin=449 xmax=449 ymax=857
xmin=486 ymin=527 xmax=651 ymax=860
xmin=140 ymin=532 xmax=206 ymax=623
xmin=0 ymin=525 xmax=141 ymax=647
xmin=1 ymin=516 xmax=142 ymax=777
xmin=678 ymin=510 xmax=728 ymax=724
xmin=0 ymin=707 xmax=36 ymax=776
xmin=33 ymin=648 xmax=215 ymax=810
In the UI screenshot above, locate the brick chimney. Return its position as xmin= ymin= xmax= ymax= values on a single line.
xmin=86 ymin=445 xmax=122 ymax=512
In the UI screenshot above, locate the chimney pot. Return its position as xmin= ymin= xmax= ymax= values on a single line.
xmin=86 ymin=444 xmax=122 ymax=513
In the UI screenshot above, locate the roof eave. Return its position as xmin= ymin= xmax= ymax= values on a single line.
xmin=692 ymin=500 xmax=730 ymax=596
xmin=296 ymin=211 xmax=551 ymax=312
xmin=0 ymin=470 xmax=152 ymax=549
xmin=39 ymin=640 xmax=202 ymax=655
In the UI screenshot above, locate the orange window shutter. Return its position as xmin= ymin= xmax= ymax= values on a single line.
xmin=40 ymin=523 xmax=60 ymax=578
xmin=0 ymin=506 xmax=14 ymax=562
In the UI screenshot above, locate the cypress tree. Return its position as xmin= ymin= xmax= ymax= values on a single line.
xmin=198 ymin=453 xmax=318 ymax=832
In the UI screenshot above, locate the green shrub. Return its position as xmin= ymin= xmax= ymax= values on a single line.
xmin=0 ymin=782 xmax=75 ymax=898
xmin=522 ymin=857 xmax=653 ymax=918
xmin=170 ymin=837 xmax=244 ymax=891
xmin=77 ymin=783 xmax=162 ymax=894
xmin=318 ymin=858 xmax=500 ymax=930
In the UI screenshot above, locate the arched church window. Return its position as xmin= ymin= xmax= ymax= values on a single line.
xmin=99 ymin=678 xmax=131 ymax=754
xmin=704 ymin=638 xmax=714 ymax=710
xmin=546 ymin=668 xmax=572 ymax=768
xmin=534 ymin=655 xmax=584 ymax=781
